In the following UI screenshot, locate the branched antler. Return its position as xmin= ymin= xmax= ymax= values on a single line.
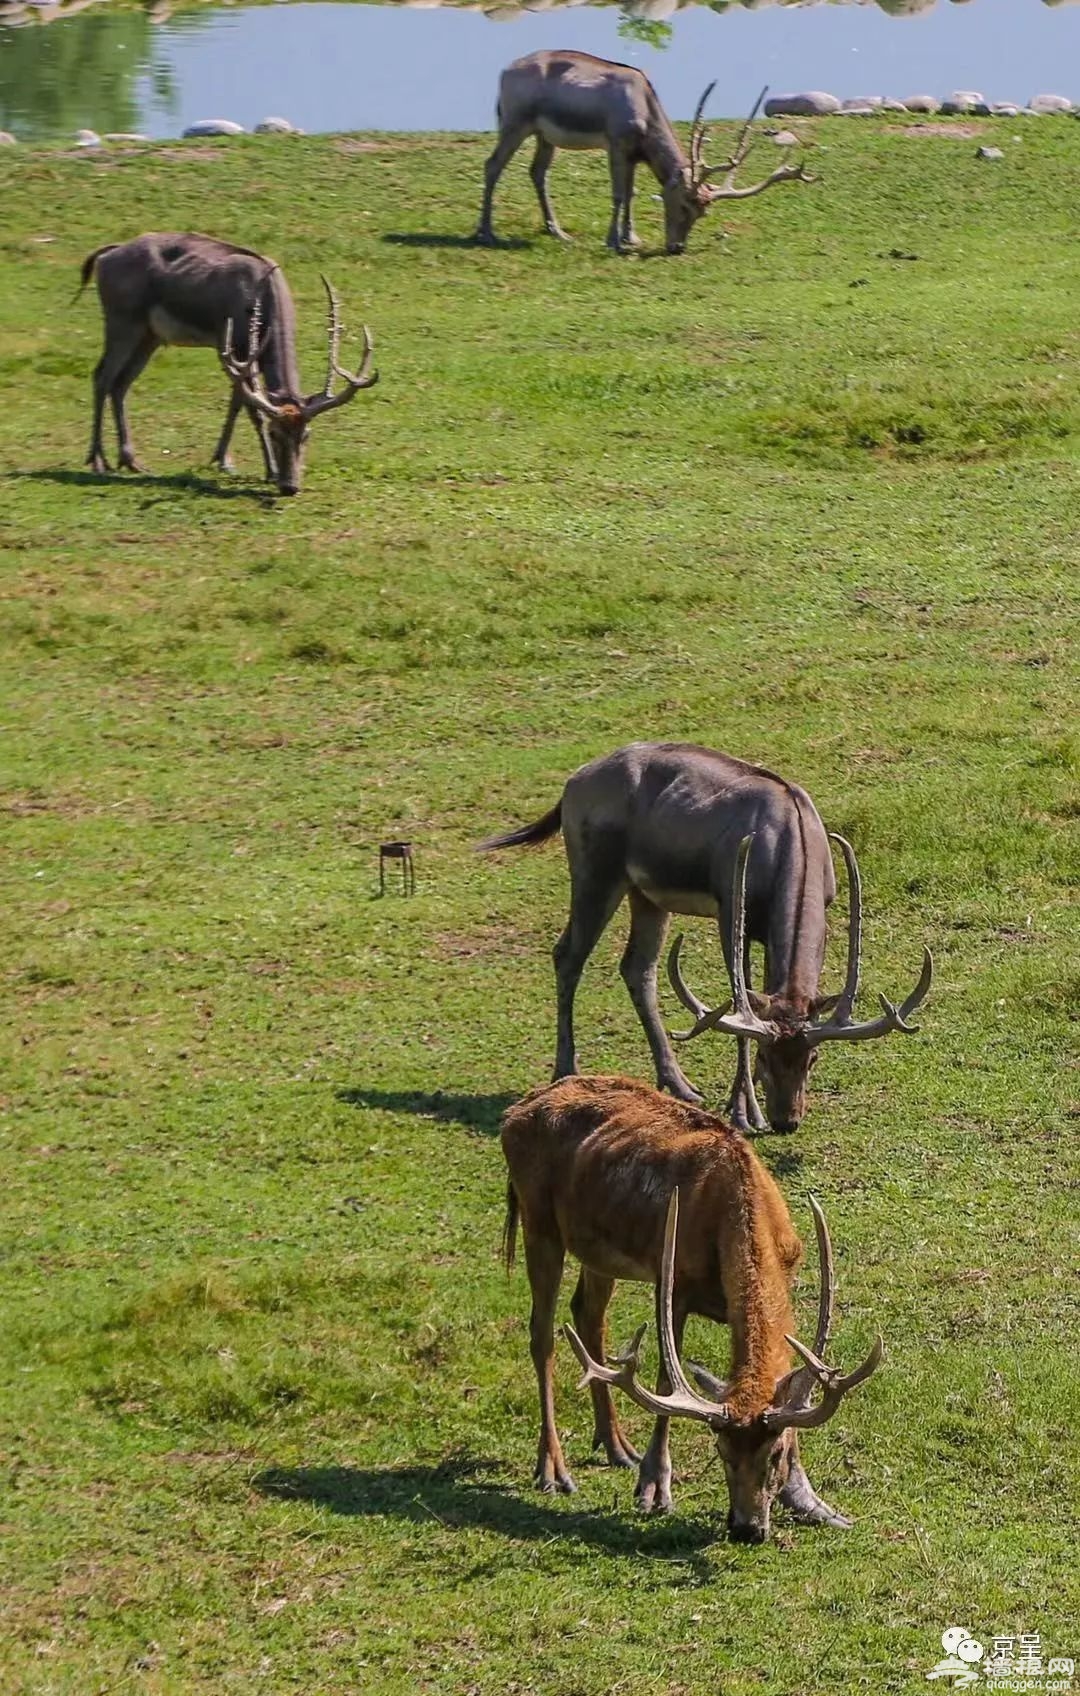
xmin=692 ymin=83 xmax=816 ymax=203
xmin=219 ymin=295 xmax=291 ymax=421
xmin=566 ymin=1189 xmax=883 ymax=1436
xmin=302 ymin=275 xmax=378 ymax=419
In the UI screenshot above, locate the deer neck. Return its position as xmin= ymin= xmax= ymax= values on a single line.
xmin=763 ymin=881 xmax=828 ymax=1016
xmin=644 ymin=107 xmax=690 ymax=190
xmin=258 ymin=268 xmax=302 ymax=400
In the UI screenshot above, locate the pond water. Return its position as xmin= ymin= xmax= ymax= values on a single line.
xmin=3 ymin=0 xmax=1080 ymax=142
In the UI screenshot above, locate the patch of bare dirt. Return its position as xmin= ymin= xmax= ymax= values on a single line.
xmin=431 ymin=922 xmax=532 ymax=960
xmin=893 ymin=123 xmax=987 ymax=139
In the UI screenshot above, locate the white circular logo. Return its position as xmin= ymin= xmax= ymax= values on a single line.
xmin=942 ymin=1628 xmax=969 ymax=1655
xmin=957 ymin=1640 xmax=985 ymax=1665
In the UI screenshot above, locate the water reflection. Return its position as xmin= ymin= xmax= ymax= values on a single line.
xmin=0 ymin=10 xmax=191 ymax=138
xmin=1 ymin=0 xmax=1077 ymax=22
xmin=3 ymin=0 xmax=1080 ymax=142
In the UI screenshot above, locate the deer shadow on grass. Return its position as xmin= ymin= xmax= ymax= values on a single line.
xmin=254 ymin=1454 xmax=718 ymax=1580
xmin=10 ymin=468 xmax=274 ymax=503
xmin=336 ymin=1086 xmax=514 ymax=1138
xmin=381 ymin=232 xmax=533 ymax=251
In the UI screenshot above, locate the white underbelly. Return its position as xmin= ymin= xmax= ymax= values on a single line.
xmin=536 ymin=120 xmax=606 ymax=151
xmin=148 ymin=307 xmax=218 ymax=348
xmin=628 ymin=866 xmax=720 ymax=919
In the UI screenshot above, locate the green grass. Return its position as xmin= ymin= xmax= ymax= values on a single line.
xmin=1 ymin=118 xmax=1078 ymax=1694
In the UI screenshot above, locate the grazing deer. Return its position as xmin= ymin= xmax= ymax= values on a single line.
xmin=479 ymin=742 xmax=931 ymax=1133
xmin=501 ymin=1074 xmax=882 ymax=1543
xmin=76 ymin=233 xmax=378 ymax=496
xmin=476 ymin=57 xmax=811 ymax=254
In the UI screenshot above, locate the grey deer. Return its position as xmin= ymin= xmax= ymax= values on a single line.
xmin=479 ymin=741 xmax=931 ymax=1133
xmin=476 ymin=56 xmax=811 ymax=254
xmin=77 ymin=233 xmax=378 ymax=496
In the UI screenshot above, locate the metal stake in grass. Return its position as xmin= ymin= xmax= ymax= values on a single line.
xmin=379 ymin=840 xmax=416 ymax=896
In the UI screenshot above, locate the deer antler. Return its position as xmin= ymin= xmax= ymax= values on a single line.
xmin=565 ymin=1190 xmax=738 ymax=1428
xmin=699 ymin=83 xmax=767 ymax=182
xmin=302 ymin=275 xmax=378 ymax=419
xmin=667 ymin=835 xmax=778 ymax=1046
xmin=689 ymin=79 xmax=717 ymax=184
xmin=696 ymin=84 xmax=817 ymax=202
xmin=219 ymin=296 xmax=291 ymax=420
xmin=764 ymin=1196 xmax=883 ymax=1430
xmin=805 ymin=947 xmax=932 ymax=1048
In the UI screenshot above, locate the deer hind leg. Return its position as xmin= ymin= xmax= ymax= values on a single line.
xmin=110 ymin=333 xmax=159 ymax=473
xmin=636 ymin=1287 xmax=685 ymax=1513
xmin=569 ymin=1270 xmax=641 ymax=1469
xmin=620 ymin=889 xmax=703 ymax=1104
xmin=476 ymin=122 xmax=531 ymax=245
xmin=552 ymin=863 xmax=628 ymax=1079
xmin=523 ymin=1229 xmax=575 ymax=1494
xmin=88 ymin=316 xmax=149 ymax=473
xmin=529 ymin=139 xmax=570 ymax=241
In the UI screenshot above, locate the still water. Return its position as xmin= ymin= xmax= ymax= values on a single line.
xmin=3 ymin=0 xmax=1080 ymax=142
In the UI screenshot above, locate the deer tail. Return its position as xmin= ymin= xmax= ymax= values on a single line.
xmin=502 ymin=1181 xmax=520 ymax=1272
xmin=476 ymin=801 xmax=562 ymax=853
xmin=73 ymin=244 xmax=119 ymax=304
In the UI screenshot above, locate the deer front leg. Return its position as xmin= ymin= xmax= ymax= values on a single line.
xmin=605 ymin=147 xmax=636 ymax=253
xmin=476 ymin=123 xmax=530 ymax=245
xmin=570 ymin=1271 xmax=641 ymax=1469
xmin=212 ymin=385 xmax=245 ymax=472
xmin=621 ymin=890 xmax=702 ymax=1104
xmin=779 ymin=1441 xmax=852 ymax=1529
xmin=636 ymin=1288 xmax=685 ymax=1512
xmin=247 ymin=405 xmax=278 ymax=483
xmin=529 ymin=139 xmax=571 ymax=241
xmin=524 ymin=1232 xmax=574 ymax=1493
xmin=725 ymin=1038 xmax=767 ymax=1133
xmin=619 ymin=160 xmax=642 ymax=249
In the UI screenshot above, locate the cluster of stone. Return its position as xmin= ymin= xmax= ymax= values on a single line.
xmin=763 ymin=91 xmax=1077 ymax=119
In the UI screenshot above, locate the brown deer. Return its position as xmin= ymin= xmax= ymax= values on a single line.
xmin=475 ymin=57 xmax=812 ymax=255
xmin=501 ymin=1074 xmax=882 ymax=1544
xmin=77 ymin=233 xmax=378 ymax=496
xmin=479 ymin=742 xmax=931 ymax=1133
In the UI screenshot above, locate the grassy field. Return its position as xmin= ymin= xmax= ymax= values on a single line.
xmin=1 ymin=116 xmax=1078 ymax=1694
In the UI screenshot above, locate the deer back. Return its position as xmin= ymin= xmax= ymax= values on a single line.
xmin=501 ymin=1074 xmax=800 ymax=1416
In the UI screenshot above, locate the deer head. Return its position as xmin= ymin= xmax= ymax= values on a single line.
xmin=663 ymin=83 xmax=815 ymax=255
xmin=565 ymin=1190 xmax=883 ymax=1543
xmin=667 ymin=833 xmax=933 ymax=1132
xmin=219 ymin=276 xmax=377 ymax=495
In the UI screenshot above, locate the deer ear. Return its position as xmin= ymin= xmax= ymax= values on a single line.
xmin=747 ymin=990 xmax=770 ymax=1016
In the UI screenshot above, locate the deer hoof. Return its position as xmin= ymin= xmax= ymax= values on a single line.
xmin=660 ymin=1075 xmax=704 ymax=1105
xmin=473 ymin=228 xmax=500 ymax=247
xmin=87 ymin=452 xmax=112 ymax=475
xmin=635 ymin=1480 xmax=674 ymax=1515
xmin=118 ymin=455 xmax=145 ymax=473
xmin=536 ymin=1472 xmax=577 ymax=1496
xmin=593 ymin=1430 xmax=642 ymax=1469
